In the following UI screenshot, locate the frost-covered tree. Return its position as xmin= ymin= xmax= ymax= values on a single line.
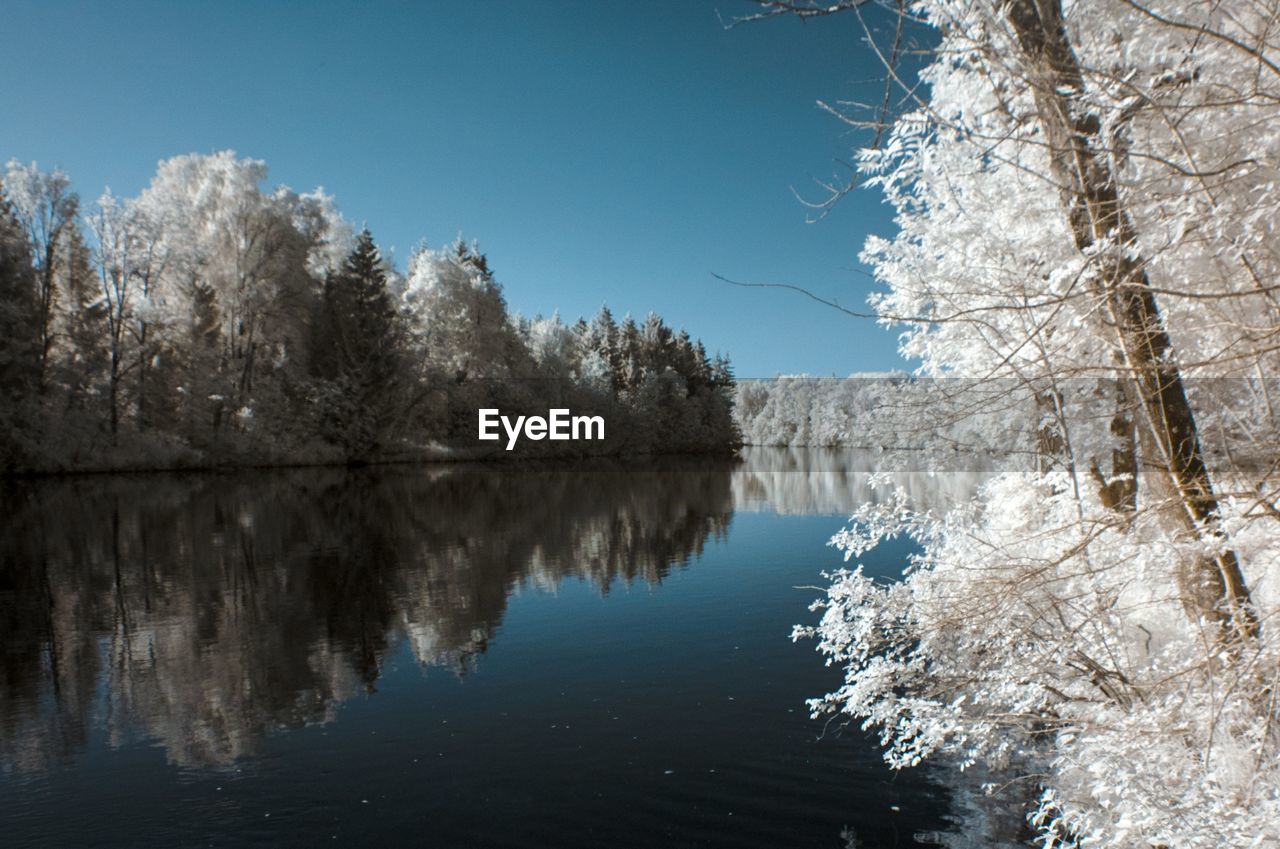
xmin=88 ymin=190 xmax=145 ymax=439
xmin=0 ymin=151 xmax=740 ymax=468
xmin=402 ymin=239 xmax=524 ymax=385
xmin=135 ymin=153 xmax=299 ymax=416
xmin=757 ymin=0 xmax=1280 ymax=845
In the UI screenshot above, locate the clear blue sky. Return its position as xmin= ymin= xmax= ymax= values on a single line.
xmin=0 ymin=0 xmax=913 ymax=377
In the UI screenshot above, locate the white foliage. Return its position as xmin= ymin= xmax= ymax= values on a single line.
xmin=805 ymin=472 xmax=1280 ymax=847
xmin=401 ymin=245 xmax=521 ymax=380
xmin=797 ymin=2 xmax=1280 ymax=846
xmin=276 ymin=185 xmax=355 ymax=278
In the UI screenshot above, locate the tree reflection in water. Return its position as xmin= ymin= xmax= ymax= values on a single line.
xmin=0 ymin=459 xmax=735 ymax=771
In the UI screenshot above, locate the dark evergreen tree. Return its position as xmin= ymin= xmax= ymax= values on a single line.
xmin=0 ymin=190 xmax=39 ymax=466
xmin=641 ymin=313 xmax=674 ymax=375
xmin=314 ymin=229 xmax=404 ymax=460
xmin=692 ymin=340 xmax=712 ymax=388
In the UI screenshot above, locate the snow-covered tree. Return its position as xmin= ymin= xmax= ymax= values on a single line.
xmin=88 ymin=190 xmax=148 ymax=438
xmin=402 ymin=240 xmax=525 ymax=385
xmin=134 ymin=152 xmax=310 ymax=418
xmin=762 ymin=1 xmax=1280 ymax=845
xmin=0 ymin=151 xmax=740 ymax=468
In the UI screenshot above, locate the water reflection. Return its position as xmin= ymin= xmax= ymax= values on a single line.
xmin=0 ymin=449 xmax=986 ymax=777
xmin=0 ymin=460 xmax=735 ymax=771
xmin=734 ymin=446 xmax=991 ymax=515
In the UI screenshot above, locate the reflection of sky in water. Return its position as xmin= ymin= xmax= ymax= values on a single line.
xmin=0 ymin=450 xmax=959 ymax=848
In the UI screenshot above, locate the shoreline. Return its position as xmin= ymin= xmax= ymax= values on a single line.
xmin=1 ymin=444 xmax=745 ymax=482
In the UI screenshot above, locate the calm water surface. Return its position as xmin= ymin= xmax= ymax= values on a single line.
xmin=1 ymin=448 xmax=982 ymax=848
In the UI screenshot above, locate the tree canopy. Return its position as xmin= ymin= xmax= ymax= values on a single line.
xmin=0 ymin=153 xmax=740 ymax=470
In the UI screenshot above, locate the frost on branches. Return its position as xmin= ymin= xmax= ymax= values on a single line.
xmin=783 ymin=0 xmax=1280 ymax=846
xmin=0 ymin=153 xmax=740 ymax=469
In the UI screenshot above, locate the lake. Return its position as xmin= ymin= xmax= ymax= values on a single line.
xmin=0 ymin=448 xmax=984 ymax=848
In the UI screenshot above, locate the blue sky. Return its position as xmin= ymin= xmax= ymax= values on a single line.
xmin=1 ymin=0 xmax=913 ymax=377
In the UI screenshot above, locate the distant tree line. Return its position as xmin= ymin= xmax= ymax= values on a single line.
xmin=735 ymin=375 xmax=909 ymax=447
xmin=0 ymin=153 xmax=739 ymax=472
xmin=735 ymin=374 xmax=1044 ymax=468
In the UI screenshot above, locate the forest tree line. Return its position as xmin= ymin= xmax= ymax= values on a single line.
xmin=735 ymin=374 xmax=911 ymax=448
xmin=0 ymin=152 xmax=739 ymax=472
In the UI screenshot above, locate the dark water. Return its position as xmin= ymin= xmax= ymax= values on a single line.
xmin=0 ymin=448 xmax=977 ymax=848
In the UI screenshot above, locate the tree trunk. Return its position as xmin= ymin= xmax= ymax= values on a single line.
xmin=109 ymin=350 xmax=119 ymax=441
xmin=37 ymin=259 xmax=55 ymax=396
xmin=1089 ymin=378 xmax=1138 ymax=514
xmin=136 ymin=320 xmax=149 ymax=431
xmin=1006 ymin=0 xmax=1258 ymax=641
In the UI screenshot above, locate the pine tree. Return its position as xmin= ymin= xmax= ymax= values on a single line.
xmin=0 ymin=189 xmax=39 ymax=464
xmin=619 ymin=315 xmax=644 ymax=392
xmin=449 ymin=236 xmax=494 ymax=284
xmin=641 ymin=313 xmax=674 ymax=375
xmin=314 ymin=229 xmax=403 ymax=458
